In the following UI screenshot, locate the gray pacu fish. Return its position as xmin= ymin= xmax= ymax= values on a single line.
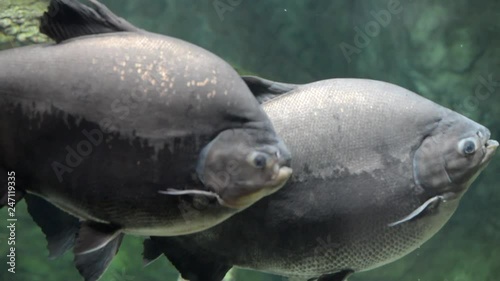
xmin=144 ymin=77 xmax=498 ymax=281
xmin=0 ymin=1 xmax=291 ymax=280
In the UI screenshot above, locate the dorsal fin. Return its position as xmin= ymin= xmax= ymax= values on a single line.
xmin=241 ymin=76 xmax=300 ymax=104
xmin=40 ymin=0 xmax=141 ymax=43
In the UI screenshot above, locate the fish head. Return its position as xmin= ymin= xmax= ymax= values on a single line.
xmin=196 ymin=128 xmax=292 ymax=209
xmin=413 ymin=111 xmax=498 ymax=198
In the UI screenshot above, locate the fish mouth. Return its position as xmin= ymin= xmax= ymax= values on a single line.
xmin=269 ymin=165 xmax=293 ymax=187
xmin=481 ymin=139 xmax=498 ymax=165
xmin=486 ymin=139 xmax=499 ymax=149
xmin=220 ymin=166 xmax=293 ymax=209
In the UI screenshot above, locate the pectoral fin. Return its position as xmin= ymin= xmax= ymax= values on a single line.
xmin=388 ymin=195 xmax=445 ymax=227
xmin=74 ymin=232 xmax=124 ymax=281
xmin=74 ymin=221 xmax=121 ymax=255
xmin=159 ymin=189 xmax=225 ymax=206
xmin=40 ymin=0 xmax=141 ymax=43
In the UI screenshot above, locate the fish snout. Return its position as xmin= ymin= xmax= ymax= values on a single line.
xmin=213 ymin=140 xmax=293 ymax=210
xmin=241 ymin=140 xmax=292 ymax=206
xmin=270 ymin=139 xmax=293 ymax=182
xmin=477 ymin=127 xmax=497 ymax=154
xmin=219 ymin=164 xmax=292 ymax=210
xmin=275 ymin=139 xmax=292 ymax=168
xmin=477 ymin=127 xmax=491 ymax=142
xmin=486 ymin=139 xmax=499 ymax=150
xmin=482 ymin=136 xmax=498 ymax=165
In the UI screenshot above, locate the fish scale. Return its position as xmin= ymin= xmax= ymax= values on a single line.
xmin=148 ymin=77 xmax=497 ymax=281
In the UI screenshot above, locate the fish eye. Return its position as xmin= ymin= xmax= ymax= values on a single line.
xmin=462 ymin=140 xmax=476 ymax=155
xmin=247 ymin=152 xmax=268 ymax=169
xmin=253 ymin=154 xmax=267 ymax=168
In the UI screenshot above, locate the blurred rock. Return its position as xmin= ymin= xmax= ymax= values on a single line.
xmin=0 ymin=0 xmax=50 ymax=50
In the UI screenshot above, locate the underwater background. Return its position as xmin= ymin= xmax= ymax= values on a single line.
xmin=0 ymin=0 xmax=499 ymax=280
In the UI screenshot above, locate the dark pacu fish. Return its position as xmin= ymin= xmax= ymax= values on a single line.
xmin=144 ymin=77 xmax=498 ymax=281
xmin=0 ymin=1 xmax=291 ymax=280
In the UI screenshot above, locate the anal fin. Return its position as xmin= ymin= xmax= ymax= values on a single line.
xmin=145 ymin=236 xmax=232 ymax=281
xmin=317 ymin=269 xmax=354 ymax=281
xmin=74 ymin=221 xmax=121 ymax=255
xmin=25 ymin=193 xmax=81 ymax=258
xmin=143 ymin=238 xmax=164 ymax=267
xmin=75 ymin=232 xmax=124 ymax=281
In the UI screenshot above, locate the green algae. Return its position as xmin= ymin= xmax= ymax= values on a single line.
xmin=0 ymin=0 xmax=51 ymax=50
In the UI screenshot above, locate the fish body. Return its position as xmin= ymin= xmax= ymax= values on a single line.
xmin=0 ymin=31 xmax=284 ymax=234
xmin=148 ymin=77 xmax=498 ymax=281
xmin=0 ymin=1 xmax=292 ymax=280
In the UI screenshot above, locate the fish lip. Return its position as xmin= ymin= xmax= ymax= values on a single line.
xmin=265 ymin=165 xmax=293 ymax=193
xmin=480 ymin=139 xmax=498 ymax=166
xmin=220 ymin=166 xmax=293 ymax=209
xmin=486 ymin=139 xmax=499 ymax=149
xmin=274 ymin=166 xmax=293 ymax=182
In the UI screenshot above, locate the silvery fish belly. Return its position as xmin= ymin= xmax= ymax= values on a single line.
xmin=145 ymin=77 xmax=498 ymax=281
xmin=0 ymin=1 xmax=292 ymax=281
